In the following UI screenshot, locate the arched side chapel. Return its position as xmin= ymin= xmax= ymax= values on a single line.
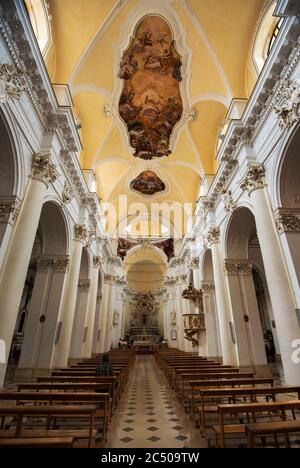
xmin=0 ymin=0 xmax=300 ymax=450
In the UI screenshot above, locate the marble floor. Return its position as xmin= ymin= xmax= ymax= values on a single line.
xmin=105 ymin=355 xmax=206 ymax=449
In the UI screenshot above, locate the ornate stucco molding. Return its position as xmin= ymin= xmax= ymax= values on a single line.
xmin=96 ymin=293 xmax=103 ymax=304
xmin=78 ymin=279 xmax=91 ymax=292
xmin=274 ymin=79 xmax=300 ymax=128
xmin=275 ymin=209 xmax=300 ymax=233
xmin=53 ymin=257 xmax=70 ymax=273
xmin=37 ymin=257 xmax=70 ymax=273
xmin=74 ymin=224 xmax=90 ymax=246
xmin=240 ymin=165 xmax=266 ymax=193
xmin=0 ymin=197 xmax=20 ymax=225
xmin=206 ymin=227 xmax=220 ymax=246
xmin=93 ymin=256 xmax=102 ymax=269
xmin=0 ymin=63 xmax=27 ymax=102
xmin=62 ymin=181 xmax=74 ymax=205
xmin=224 ymin=260 xmax=253 ymax=276
xmin=221 ymin=190 xmax=237 ymax=213
xmin=201 ymin=283 xmax=215 ymax=293
xmin=31 ymin=153 xmax=59 ymax=187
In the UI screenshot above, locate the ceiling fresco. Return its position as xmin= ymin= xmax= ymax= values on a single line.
xmin=130 ymin=170 xmax=166 ymax=196
xmin=118 ymin=15 xmax=183 ymax=160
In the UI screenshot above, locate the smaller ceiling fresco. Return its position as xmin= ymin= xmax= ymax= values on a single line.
xmin=130 ymin=170 xmax=166 ymax=196
xmin=118 ymin=15 xmax=183 ymax=160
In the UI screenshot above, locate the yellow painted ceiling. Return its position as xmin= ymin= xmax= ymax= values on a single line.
xmin=46 ymin=0 xmax=266 ymax=238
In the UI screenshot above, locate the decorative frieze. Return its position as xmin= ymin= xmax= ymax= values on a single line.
xmin=62 ymin=181 xmax=74 ymax=204
xmin=32 ymin=153 xmax=59 ymax=186
xmin=206 ymin=227 xmax=220 ymax=246
xmin=224 ymin=261 xmax=253 ymax=276
xmin=0 ymin=63 xmax=27 ymax=102
xmin=74 ymin=224 xmax=90 ymax=246
xmin=275 ymin=210 xmax=300 ymax=233
xmin=0 ymin=197 xmax=20 ymax=225
xmin=240 ymin=165 xmax=265 ymax=193
xmin=274 ymin=79 xmax=300 ymax=128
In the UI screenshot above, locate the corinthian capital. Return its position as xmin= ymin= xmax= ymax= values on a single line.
xmin=74 ymin=224 xmax=90 ymax=245
xmin=206 ymin=227 xmax=220 ymax=246
xmin=275 ymin=210 xmax=300 ymax=233
xmin=240 ymin=165 xmax=265 ymax=193
xmin=93 ymin=256 xmax=102 ymax=269
xmin=32 ymin=153 xmax=59 ymax=186
xmin=0 ymin=64 xmax=27 ymax=102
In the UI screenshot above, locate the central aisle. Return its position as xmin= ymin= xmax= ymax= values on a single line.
xmin=106 ymin=355 xmax=205 ymax=448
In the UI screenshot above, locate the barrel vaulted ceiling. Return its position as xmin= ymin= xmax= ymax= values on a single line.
xmin=45 ymin=0 xmax=267 ymax=235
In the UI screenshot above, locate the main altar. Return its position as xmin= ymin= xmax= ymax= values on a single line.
xmin=128 ymin=292 xmax=161 ymax=353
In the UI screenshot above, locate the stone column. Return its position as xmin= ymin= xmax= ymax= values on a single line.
xmin=0 ymin=153 xmax=58 ymax=387
xmin=82 ymin=257 xmax=101 ymax=358
xmin=241 ymin=165 xmax=300 ymax=384
xmin=207 ymin=228 xmax=237 ymax=365
xmin=92 ymin=293 xmax=102 ymax=355
xmin=202 ymin=283 xmax=221 ymax=359
xmin=69 ymin=279 xmax=90 ymax=359
xmin=18 ymin=257 xmax=69 ymax=379
xmin=224 ymin=260 xmax=268 ymax=373
xmin=53 ymin=225 xmax=90 ymax=367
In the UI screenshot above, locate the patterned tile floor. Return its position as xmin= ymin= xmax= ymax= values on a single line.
xmin=105 ymin=355 xmax=206 ymax=449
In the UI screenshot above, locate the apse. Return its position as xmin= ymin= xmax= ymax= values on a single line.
xmin=118 ymin=15 xmax=183 ymax=160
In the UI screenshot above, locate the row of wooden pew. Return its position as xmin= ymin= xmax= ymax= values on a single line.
xmin=0 ymin=349 xmax=135 ymax=448
xmin=156 ymin=349 xmax=300 ymax=448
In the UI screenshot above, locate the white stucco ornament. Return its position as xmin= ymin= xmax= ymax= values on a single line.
xmin=274 ymin=79 xmax=300 ymax=128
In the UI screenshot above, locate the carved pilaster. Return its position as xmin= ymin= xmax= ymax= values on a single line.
xmin=0 ymin=63 xmax=27 ymax=102
xmin=274 ymin=79 xmax=300 ymax=128
xmin=206 ymin=227 xmax=220 ymax=246
xmin=32 ymin=153 xmax=59 ymax=186
xmin=96 ymin=293 xmax=103 ymax=304
xmin=74 ymin=224 xmax=90 ymax=245
xmin=275 ymin=210 xmax=300 ymax=233
xmin=240 ymin=165 xmax=265 ymax=193
xmin=0 ymin=197 xmax=20 ymax=226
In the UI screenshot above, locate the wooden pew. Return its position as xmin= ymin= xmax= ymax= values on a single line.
xmin=246 ymin=420 xmax=300 ymax=448
xmin=0 ymin=437 xmax=74 ymax=448
xmin=0 ymin=405 xmax=97 ymax=448
xmin=186 ymin=377 xmax=274 ymax=419
xmin=0 ymin=391 xmax=110 ymax=443
xmin=213 ymin=399 xmax=300 ymax=448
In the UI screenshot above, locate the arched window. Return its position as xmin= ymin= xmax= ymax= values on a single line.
xmin=252 ymin=1 xmax=283 ymax=75
xmin=24 ymin=0 xmax=52 ymax=57
xmin=267 ymin=17 xmax=284 ymax=56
